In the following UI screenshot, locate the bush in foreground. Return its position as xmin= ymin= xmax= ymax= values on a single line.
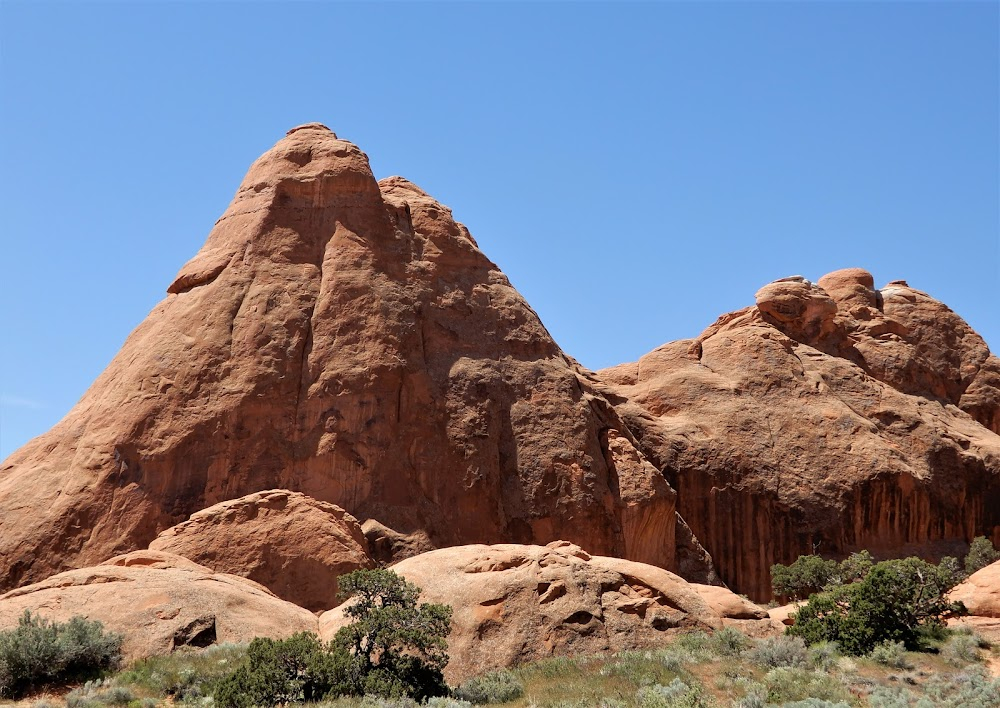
xmin=214 ymin=569 xmax=452 ymax=706
xmin=0 ymin=611 xmax=123 ymax=699
xmin=454 ymin=668 xmax=523 ymax=704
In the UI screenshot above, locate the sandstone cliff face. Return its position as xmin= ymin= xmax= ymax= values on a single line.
xmin=0 ymin=124 xmax=682 ymax=592
xmin=600 ymin=269 xmax=1000 ymax=601
xmin=149 ymin=490 xmax=373 ymax=612
xmin=318 ymin=542 xmax=775 ymax=683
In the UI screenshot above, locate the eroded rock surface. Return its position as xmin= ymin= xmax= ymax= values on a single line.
xmin=0 ymin=551 xmax=317 ymax=661
xmin=149 ymin=490 xmax=373 ymax=612
xmin=0 ymin=124 xmax=684 ymax=591
xmin=600 ymin=269 xmax=1000 ymax=600
xmin=319 ymin=542 xmax=774 ymax=682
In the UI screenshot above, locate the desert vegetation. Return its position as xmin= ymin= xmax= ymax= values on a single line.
xmin=213 ymin=569 xmax=452 ymax=706
xmin=0 ymin=611 xmax=123 ymax=699
xmin=770 ymin=538 xmax=1000 ymax=657
xmin=14 ymin=624 xmax=999 ymax=707
xmin=4 ymin=545 xmax=999 ymax=707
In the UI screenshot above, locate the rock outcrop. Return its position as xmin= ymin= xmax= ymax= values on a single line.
xmin=148 ymin=490 xmax=373 ymax=612
xmin=600 ymin=269 xmax=1000 ymax=600
xmin=318 ymin=542 xmax=775 ymax=683
xmin=0 ymin=124 xmax=686 ymax=592
xmin=0 ymin=551 xmax=317 ymax=661
xmin=949 ymin=560 xmax=1000 ymax=618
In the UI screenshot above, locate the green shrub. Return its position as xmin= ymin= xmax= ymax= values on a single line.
xmin=710 ymin=626 xmax=750 ymax=657
xmin=654 ymin=649 xmax=687 ymax=673
xmin=65 ymin=679 xmax=134 ymax=708
xmin=634 ymin=678 xmax=709 ymax=707
xmin=965 ymin=536 xmax=1000 ymax=575
xmin=748 ymin=636 xmax=808 ymax=669
xmin=806 ymin=642 xmax=840 ymax=671
xmin=454 ymin=669 xmax=523 ymax=704
xmin=788 ymin=557 xmax=964 ymax=655
xmin=118 ymin=642 xmax=246 ymax=702
xmin=732 ymin=680 xmax=766 ymax=708
xmin=837 ymin=550 xmax=874 ymax=584
xmin=762 ymin=667 xmax=850 ymax=705
xmin=425 ymin=698 xmax=473 ymax=707
xmin=942 ymin=632 xmax=982 ymax=666
xmin=673 ymin=631 xmax=711 ymax=661
xmin=0 ymin=611 xmax=123 ymax=699
xmin=868 ymin=640 xmax=909 ymax=668
xmin=866 ymin=685 xmax=911 ymax=708
xmin=920 ymin=665 xmax=1000 ymax=707
xmin=214 ymin=632 xmax=342 ymax=707
xmin=771 ymin=556 xmax=839 ymax=601
xmin=214 ymin=569 xmax=451 ymax=706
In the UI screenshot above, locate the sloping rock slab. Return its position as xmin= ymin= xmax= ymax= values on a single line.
xmin=319 ymin=541 xmax=774 ymax=682
xmin=0 ymin=551 xmax=317 ymax=662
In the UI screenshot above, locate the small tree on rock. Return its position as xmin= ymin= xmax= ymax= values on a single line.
xmin=333 ymin=568 xmax=452 ymax=700
xmin=215 ymin=569 xmax=451 ymax=706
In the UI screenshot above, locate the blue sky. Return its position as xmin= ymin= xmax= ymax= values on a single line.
xmin=1 ymin=1 xmax=997 ymax=460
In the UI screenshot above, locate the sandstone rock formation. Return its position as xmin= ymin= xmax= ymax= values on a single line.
xmin=0 ymin=123 xmax=687 ymax=592
xmin=148 ymin=490 xmax=372 ymax=612
xmin=949 ymin=560 xmax=1000 ymax=618
xmin=0 ymin=551 xmax=317 ymax=661
xmin=767 ymin=603 xmax=804 ymax=627
xmin=600 ymin=269 xmax=1000 ymax=600
xmin=319 ymin=541 xmax=775 ymax=683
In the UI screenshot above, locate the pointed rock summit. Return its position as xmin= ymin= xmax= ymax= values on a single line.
xmin=0 ymin=125 xmax=684 ymax=591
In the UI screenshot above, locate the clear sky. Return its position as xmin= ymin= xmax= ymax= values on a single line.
xmin=1 ymin=1 xmax=997 ymax=460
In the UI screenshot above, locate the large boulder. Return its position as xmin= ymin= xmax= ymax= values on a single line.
xmin=0 ymin=551 xmax=317 ymax=662
xmin=149 ymin=490 xmax=373 ymax=612
xmin=949 ymin=560 xmax=1000 ymax=618
xmin=319 ymin=542 xmax=774 ymax=682
xmin=600 ymin=269 xmax=1000 ymax=600
xmin=0 ymin=123 xmax=690 ymax=592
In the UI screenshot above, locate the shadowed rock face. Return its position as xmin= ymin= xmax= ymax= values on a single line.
xmin=0 ymin=124 xmax=684 ymax=592
xmin=600 ymin=269 xmax=1000 ymax=601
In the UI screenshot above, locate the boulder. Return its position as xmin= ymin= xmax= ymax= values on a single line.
xmin=600 ymin=268 xmax=1000 ymax=600
xmin=768 ymin=602 xmax=805 ymax=627
xmin=949 ymin=560 xmax=1000 ymax=618
xmin=0 ymin=551 xmax=317 ymax=662
xmin=319 ymin=542 xmax=775 ymax=682
xmin=149 ymin=490 xmax=373 ymax=612
xmin=0 ymin=124 xmax=690 ymax=592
